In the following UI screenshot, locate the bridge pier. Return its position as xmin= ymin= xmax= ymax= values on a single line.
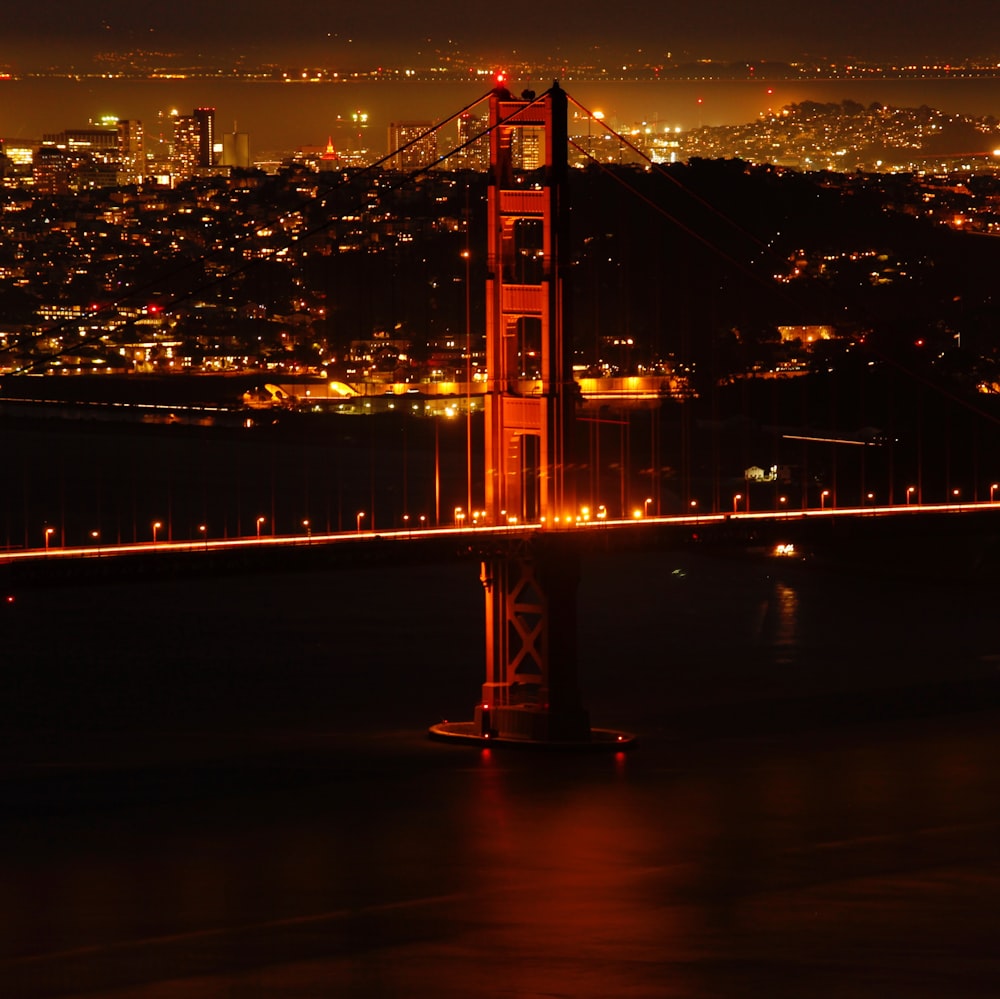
xmin=429 ymin=534 xmax=634 ymax=749
xmin=475 ymin=537 xmax=590 ymax=742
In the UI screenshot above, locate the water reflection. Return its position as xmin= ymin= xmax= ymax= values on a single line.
xmin=754 ymin=580 xmax=800 ymax=664
xmin=2 ymin=708 xmax=999 ymax=996
xmin=2 ymin=547 xmax=999 ymax=996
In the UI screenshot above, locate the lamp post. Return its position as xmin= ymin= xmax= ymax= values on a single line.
xmin=644 ymin=497 xmax=653 ymax=517
xmin=733 ymin=493 xmax=742 ymax=513
xmin=356 ymin=511 xmax=365 ymax=534
xmin=302 ymin=518 xmax=311 ymax=543
xmin=256 ymin=516 xmax=265 ymax=539
xmin=952 ymin=488 xmax=961 ymax=510
xmin=44 ymin=526 xmax=54 ymax=551
xmin=906 ymin=486 xmax=916 ymax=505
xmin=690 ymin=499 xmax=698 ymax=524
xmin=152 ymin=521 xmax=162 ymax=544
xmin=820 ymin=489 xmax=830 ymax=510
xmin=199 ymin=524 xmax=207 ymax=550
xmin=991 ymin=483 xmax=999 ymax=503
xmin=91 ymin=530 xmax=100 ymax=556
xmin=778 ymin=495 xmax=787 ymax=518
xmin=462 ymin=243 xmax=472 ymax=522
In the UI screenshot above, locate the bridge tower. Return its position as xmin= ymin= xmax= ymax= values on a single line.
xmin=433 ymin=82 xmax=630 ymax=748
xmin=482 ymin=82 xmax=573 ymax=523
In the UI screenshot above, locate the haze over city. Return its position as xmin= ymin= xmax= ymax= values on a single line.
xmin=4 ymin=0 xmax=1000 ymax=67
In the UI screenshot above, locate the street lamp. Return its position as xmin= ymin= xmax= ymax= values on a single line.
xmin=778 ymin=495 xmax=787 ymax=516
xmin=256 ymin=516 xmax=265 ymax=539
xmin=733 ymin=493 xmax=742 ymax=513
xmin=356 ymin=511 xmax=365 ymax=533
xmin=302 ymin=518 xmax=311 ymax=542
xmin=991 ymin=482 xmax=999 ymax=503
xmin=644 ymin=497 xmax=653 ymax=517
xmin=44 ymin=526 xmax=55 ymax=551
xmin=952 ymin=488 xmax=961 ymax=509
xmin=454 ymin=506 xmax=466 ymax=527
xmin=906 ymin=486 xmax=916 ymax=505
xmin=152 ymin=521 xmax=162 ymax=544
xmin=820 ymin=489 xmax=830 ymax=510
xmin=690 ymin=499 xmax=698 ymax=523
xmin=199 ymin=524 xmax=207 ymax=550
xmin=91 ymin=530 xmax=100 ymax=556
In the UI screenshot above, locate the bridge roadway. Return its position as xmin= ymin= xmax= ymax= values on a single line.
xmin=2 ymin=500 xmax=998 ymax=588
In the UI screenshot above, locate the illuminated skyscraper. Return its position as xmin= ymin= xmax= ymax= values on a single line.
xmin=33 ymin=147 xmax=72 ymax=195
xmin=194 ymin=107 xmax=216 ymax=167
xmin=455 ymin=111 xmax=489 ymax=170
xmin=386 ymin=122 xmax=437 ymax=172
xmin=173 ymin=107 xmax=216 ymax=178
xmin=172 ymin=114 xmax=200 ymax=176
xmin=117 ymin=119 xmax=145 ymax=184
xmin=520 ymin=127 xmax=543 ymax=170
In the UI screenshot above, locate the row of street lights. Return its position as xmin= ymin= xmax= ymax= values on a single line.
xmin=34 ymin=479 xmax=1000 ymax=552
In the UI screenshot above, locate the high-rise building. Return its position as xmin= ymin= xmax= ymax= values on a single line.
xmin=172 ymin=114 xmax=200 ymax=176
xmin=455 ymin=111 xmax=489 ymax=170
xmin=194 ymin=107 xmax=216 ymax=167
xmin=38 ymin=127 xmax=120 ymax=189
xmin=172 ymin=107 xmax=216 ymax=178
xmin=221 ymin=129 xmax=251 ymax=169
xmin=386 ymin=122 xmax=437 ymax=173
xmin=33 ymin=147 xmax=72 ymax=195
xmin=520 ymin=127 xmax=544 ymax=170
xmin=117 ymin=119 xmax=145 ymax=185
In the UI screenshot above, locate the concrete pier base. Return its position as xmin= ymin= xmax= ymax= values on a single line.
xmin=428 ymin=719 xmax=636 ymax=751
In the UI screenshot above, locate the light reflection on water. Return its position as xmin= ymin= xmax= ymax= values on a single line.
xmin=2 ymin=709 xmax=1000 ymax=997
xmin=1 ymin=550 xmax=999 ymax=995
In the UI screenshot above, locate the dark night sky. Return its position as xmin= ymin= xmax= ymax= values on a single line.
xmin=4 ymin=1 xmax=1000 ymax=66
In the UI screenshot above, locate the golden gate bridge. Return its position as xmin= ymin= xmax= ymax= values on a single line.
xmin=3 ymin=79 xmax=1000 ymax=749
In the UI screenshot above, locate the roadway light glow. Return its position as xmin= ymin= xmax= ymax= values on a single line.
xmin=356 ymin=511 xmax=365 ymax=533
xmin=152 ymin=521 xmax=162 ymax=543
